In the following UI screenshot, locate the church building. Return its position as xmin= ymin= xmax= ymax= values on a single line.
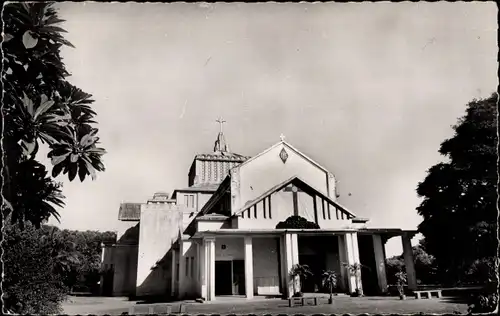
xmin=101 ymin=122 xmax=417 ymax=301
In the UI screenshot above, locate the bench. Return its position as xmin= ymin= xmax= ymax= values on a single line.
xmin=288 ymin=297 xmax=319 ymax=307
xmin=414 ymin=290 xmax=442 ymax=299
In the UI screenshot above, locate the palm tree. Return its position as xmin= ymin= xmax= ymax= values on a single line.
xmin=289 ymin=264 xmax=313 ymax=297
xmin=342 ymin=262 xmax=368 ymax=296
xmin=395 ymin=271 xmax=407 ymax=300
xmin=322 ymin=270 xmax=338 ymax=304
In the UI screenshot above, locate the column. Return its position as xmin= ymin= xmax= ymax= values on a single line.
xmin=244 ymin=236 xmax=254 ymax=299
xmin=344 ymin=232 xmax=362 ymax=294
xmin=171 ymin=249 xmax=177 ymax=297
xmin=372 ymin=234 xmax=388 ymax=294
xmin=178 ymin=240 xmax=191 ymax=299
xmin=283 ymin=233 xmax=300 ymax=297
xmin=290 ymin=233 xmax=300 ymax=294
xmin=199 ymin=241 xmax=206 ymax=299
xmin=402 ymin=232 xmax=417 ymax=291
xmin=337 ymin=235 xmax=347 ymax=291
xmin=204 ymin=237 xmax=216 ymax=301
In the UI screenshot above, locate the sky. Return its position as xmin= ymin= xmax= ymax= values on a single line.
xmin=44 ymin=2 xmax=498 ymax=256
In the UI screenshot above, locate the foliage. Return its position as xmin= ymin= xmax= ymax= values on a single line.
xmin=289 ymin=264 xmax=313 ymax=296
xmin=276 ymin=215 xmax=320 ymax=229
xmin=2 ymin=222 xmax=117 ymax=313
xmin=2 ymin=2 xmax=106 ymax=228
xmin=395 ymin=271 xmax=407 ymax=296
xmin=341 ymin=262 xmax=366 ymax=296
xmin=465 ymin=257 xmax=499 ymax=313
xmin=467 ymin=281 xmax=499 ymax=314
xmin=322 ymin=270 xmax=338 ymax=301
xmin=416 ymin=93 xmax=497 ymax=286
xmin=58 ymin=229 xmax=117 ymax=291
xmin=3 ymin=223 xmax=69 ymax=314
xmin=385 ymin=239 xmax=438 ymax=285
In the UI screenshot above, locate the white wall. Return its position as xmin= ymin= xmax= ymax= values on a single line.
xmin=235 ymin=143 xmax=330 ymax=211
xmin=215 ymin=237 xmax=244 ymax=260
xmin=235 ymin=189 xmax=354 ymax=230
xmin=136 ymin=203 xmax=183 ymax=296
xmin=197 ymin=220 xmax=225 ymax=232
xmin=252 ymin=237 xmax=280 ymax=295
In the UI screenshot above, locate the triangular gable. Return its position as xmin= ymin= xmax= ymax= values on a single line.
xmin=233 ymin=175 xmax=356 ymax=219
xmin=235 ymin=140 xmax=332 ymax=175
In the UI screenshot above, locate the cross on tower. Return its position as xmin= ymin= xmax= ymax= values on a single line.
xmin=280 ymin=133 xmax=286 ymax=142
xmin=216 ymin=117 xmax=226 ymax=133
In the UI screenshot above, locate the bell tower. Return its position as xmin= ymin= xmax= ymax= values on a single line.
xmin=187 ymin=118 xmax=250 ymax=187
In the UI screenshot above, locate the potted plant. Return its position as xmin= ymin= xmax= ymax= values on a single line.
xmin=289 ymin=264 xmax=313 ymax=297
xmin=342 ymin=262 xmax=365 ymax=297
xmin=322 ymin=270 xmax=338 ymax=304
xmin=395 ymin=271 xmax=407 ymax=300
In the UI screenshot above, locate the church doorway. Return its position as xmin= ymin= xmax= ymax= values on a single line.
xmin=215 ymin=261 xmax=232 ymax=295
xmin=298 ymin=235 xmax=329 ymax=293
xmin=299 ymin=253 xmax=326 ymax=292
xmin=232 ymin=260 xmax=245 ymax=295
xmin=358 ymin=235 xmax=379 ymax=295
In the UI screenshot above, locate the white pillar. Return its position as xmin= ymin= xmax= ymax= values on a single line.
xmin=337 ymin=235 xmax=347 ymax=291
xmin=199 ymin=241 xmax=206 ymax=299
xmin=171 ymin=249 xmax=177 ymax=297
xmin=244 ymin=236 xmax=254 ymax=299
xmin=204 ymin=237 xmax=216 ymax=301
xmin=372 ymin=234 xmax=388 ymax=294
xmin=344 ymin=232 xmax=362 ymax=294
xmin=283 ymin=233 xmax=300 ymax=297
xmin=178 ymin=240 xmax=191 ymax=299
xmin=402 ymin=233 xmax=417 ymax=291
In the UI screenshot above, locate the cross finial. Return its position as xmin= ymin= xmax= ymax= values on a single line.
xmin=216 ymin=116 xmax=226 ymax=133
xmin=280 ymin=133 xmax=286 ymax=142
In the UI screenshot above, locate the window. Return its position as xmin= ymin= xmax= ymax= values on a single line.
xmin=184 ymin=195 xmax=195 ymax=208
xmin=176 ymin=263 xmax=179 ymax=281
xmin=185 ymin=257 xmax=189 ymax=277
xmin=190 ymin=257 xmax=195 ymax=278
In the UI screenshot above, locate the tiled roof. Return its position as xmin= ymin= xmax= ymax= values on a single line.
xmin=176 ymin=183 xmax=221 ymax=193
xmin=195 ymin=152 xmax=250 ymax=162
xmin=118 ymin=203 xmax=142 ymax=221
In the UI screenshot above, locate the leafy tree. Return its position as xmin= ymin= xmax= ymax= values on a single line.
xmin=58 ymin=229 xmax=117 ymax=292
xmin=415 ymin=93 xmax=498 ymax=313
xmin=385 ymin=240 xmax=438 ymax=286
xmin=2 ymin=221 xmax=117 ymax=313
xmin=2 ymin=2 xmax=106 ymax=228
xmin=3 ymin=223 xmax=69 ymax=314
xmin=276 ymin=215 xmax=320 ymax=229
xmin=416 ymin=93 xmax=497 ymax=286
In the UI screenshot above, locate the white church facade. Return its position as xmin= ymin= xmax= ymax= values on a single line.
xmin=101 ymin=127 xmax=417 ymax=301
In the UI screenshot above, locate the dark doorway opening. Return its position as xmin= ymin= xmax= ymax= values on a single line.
xmin=232 ymin=260 xmax=245 ymax=295
xmin=358 ymin=235 xmax=379 ymax=295
xmin=102 ymin=268 xmax=114 ymax=296
xmin=215 ymin=261 xmax=233 ymax=295
xmin=299 ymin=254 xmax=326 ymax=292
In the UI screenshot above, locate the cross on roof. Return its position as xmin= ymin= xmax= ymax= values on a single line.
xmin=216 ymin=116 xmax=226 ymax=133
xmin=280 ymin=133 xmax=286 ymax=142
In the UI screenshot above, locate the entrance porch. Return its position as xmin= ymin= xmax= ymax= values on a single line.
xmin=192 ymin=229 xmax=416 ymax=301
